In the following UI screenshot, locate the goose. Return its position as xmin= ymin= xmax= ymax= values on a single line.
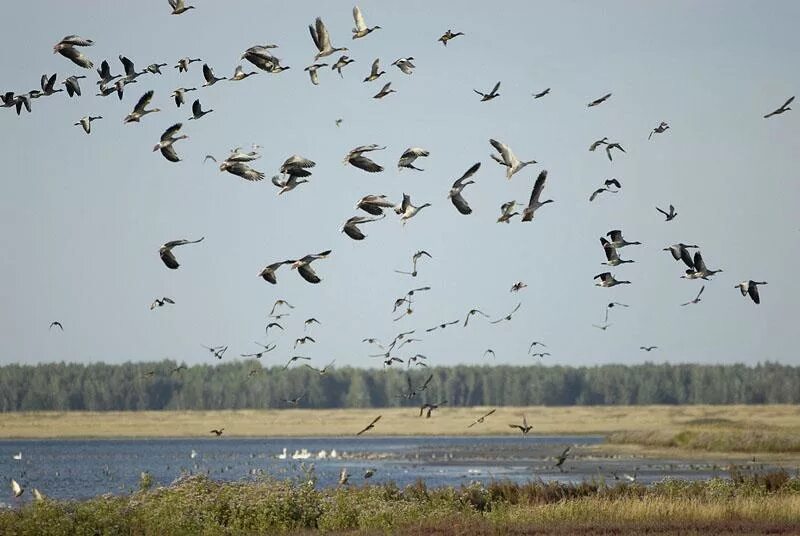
xmin=521 ymin=170 xmax=554 ymax=220
xmin=49 ymin=321 xmax=64 ymax=331
xmin=219 ymin=161 xmax=265 ymax=181
xmin=554 ymin=446 xmax=571 ymax=471
xmin=606 ymin=230 xmax=641 ymax=248
xmin=272 ymin=174 xmax=309 ymax=195
xmin=306 ymin=360 xmax=336 ymax=376
xmin=150 ymin=297 xmax=175 ymax=310
xmin=474 ymin=81 xmax=500 ymax=101
xmin=352 ymin=6 xmax=380 ymax=39
xmin=482 ymin=349 xmax=495 ymax=358
xmin=489 ymin=139 xmax=536 ymax=179
xmin=331 ymin=55 xmax=355 ymax=77
xmin=509 ymin=415 xmax=533 ymax=435
xmin=13 ymin=93 xmax=34 ymax=115
xmin=594 ymin=272 xmax=631 ymax=287
xmin=467 ymin=408 xmax=496 ymax=428
xmin=605 ymin=142 xmax=625 ymax=161
xmin=0 ymin=92 xmax=16 ymax=108
xmin=649 ymin=121 xmax=670 ymax=139
xmin=241 ymin=46 xmax=286 ymax=73
xmin=143 ymin=63 xmax=167 ymax=75
xmin=62 ymin=75 xmax=86 ymax=97
xmin=175 ymin=57 xmax=201 ymax=72
xmin=397 ymin=194 xmax=431 ymax=224
xmin=490 ymin=303 xmax=521 ymax=324
xmin=284 ymin=355 xmax=311 ymax=369
xmin=395 ymin=250 xmax=432 ymax=277
xmin=589 ymin=178 xmax=621 ymax=202
xmin=153 ymin=123 xmax=188 ymax=162
xmin=497 ymin=201 xmax=520 ymax=223
xmin=227 ymin=147 xmax=261 ymax=162
xmin=438 ymin=29 xmax=464 ymax=46
xmin=373 ymin=82 xmax=395 ymax=99
xmin=654 ymin=204 xmax=678 ymax=221
xmin=640 ymin=346 xmax=658 ymax=352
xmin=240 ymin=343 xmax=277 ymax=359
xmin=230 ymin=65 xmax=257 ymax=81
xmin=342 ymin=214 xmax=385 ymax=240
xmin=309 ymin=17 xmax=348 ymax=60
xmin=357 ymin=194 xmax=395 ymax=215
xmin=587 ymin=93 xmax=612 ymax=107
xmin=74 ymin=115 xmax=102 ymax=134
xmin=202 ymin=344 xmax=227 ymax=359
xmin=680 ymin=285 xmax=705 ymax=306
xmin=735 ymin=280 xmax=767 ymax=304
xmin=663 ymin=243 xmax=699 ymax=269
xmin=281 ymin=393 xmax=305 ymax=406
xmin=600 ymin=238 xmax=634 ymax=266
xmin=681 ymin=251 xmax=722 ymax=280
xmin=259 ymin=260 xmax=295 ymax=284
xmin=589 ymin=137 xmax=609 ymax=151
xmin=53 ymin=35 xmax=94 ymax=69
xmin=39 ymin=73 xmax=63 ymax=96
xmin=96 ymin=60 xmax=119 ymax=85
xmin=420 ymin=401 xmax=446 ymax=418
xmin=448 ymin=162 xmax=480 ymax=214
xmin=119 ymin=55 xmax=146 ymax=82
xmin=124 ymin=90 xmax=160 ymax=123
xmin=426 ymin=320 xmax=459 ymax=332
xmin=304 ymin=63 xmax=328 ymax=85
xmin=764 ymin=96 xmax=793 ymax=118
xmin=188 ymin=99 xmax=212 ymax=120
xmin=356 ymin=415 xmax=381 ymax=435
xmin=11 ymin=479 xmax=24 ymax=498
xmin=209 ymin=428 xmax=224 ymax=436
xmin=304 ymin=318 xmax=321 ymax=331
xmin=291 ymin=250 xmax=332 ymax=284
xmin=345 ymin=144 xmax=386 ymax=172
xmin=54 ymin=34 xmax=94 ymax=49
xmin=398 ymin=147 xmax=430 ymax=171
xmin=270 ymin=299 xmax=294 ymax=315
xmin=511 ymin=282 xmax=527 ymax=292
xmin=12 ymin=452 xmax=22 ymax=460
xmin=530 ymin=353 xmax=547 ymax=358
xmin=265 ymin=322 xmax=284 ymax=334
xmin=159 ymin=237 xmax=204 ymax=269
xmin=532 ymin=88 xmax=550 ymax=99
xmin=202 ymin=64 xmax=226 ymax=86
xmin=169 ymin=0 xmax=195 ymax=15
xmin=392 ymin=57 xmax=415 ymax=75
xmin=108 ymin=78 xmax=136 ymax=100
xmin=382 ymin=356 xmax=404 ymax=367
xmin=408 ymin=354 xmax=428 ymax=368
xmin=171 ymin=87 xmax=196 ymax=107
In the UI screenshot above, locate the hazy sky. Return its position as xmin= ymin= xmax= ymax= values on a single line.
xmin=1 ymin=1 xmax=798 ymax=368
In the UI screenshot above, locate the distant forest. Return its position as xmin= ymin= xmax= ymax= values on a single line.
xmin=0 ymin=361 xmax=797 ymax=411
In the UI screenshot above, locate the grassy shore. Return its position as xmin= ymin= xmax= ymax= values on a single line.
xmin=2 ymin=471 xmax=799 ymax=535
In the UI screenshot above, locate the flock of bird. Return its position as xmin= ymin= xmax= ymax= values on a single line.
xmin=3 ymin=2 xmax=792 ymax=493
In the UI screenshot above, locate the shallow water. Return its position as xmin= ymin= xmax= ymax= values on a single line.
xmin=0 ymin=436 xmax=767 ymax=502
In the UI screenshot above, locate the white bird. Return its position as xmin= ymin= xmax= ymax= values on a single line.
xmin=448 ymin=162 xmax=480 ymax=215
xmin=310 ymin=17 xmax=348 ymax=60
xmin=396 ymin=194 xmax=431 ymax=224
xmin=521 ymin=171 xmax=553 ymax=221
xmin=398 ymin=148 xmax=429 ymax=171
xmin=12 ymin=452 xmax=22 ymax=460
xmin=489 ymin=139 xmax=536 ymax=179
xmin=352 ymin=6 xmax=381 ymax=39
xmin=304 ymin=63 xmax=328 ymax=85
xmin=735 ymin=280 xmax=767 ymax=304
xmin=600 ymin=238 xmax=634 ymax=266
xmin=74 ymin=115 xmax=102 ymax=134
xmin=11 ymin=479 xmax=23 ymax=498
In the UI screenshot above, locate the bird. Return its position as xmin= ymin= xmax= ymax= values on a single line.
xmin=209 ymin=428 xmax=224 ymax=437
xmin=272 ymin=174 xmax=309 ymax=195
xmin=241 ymin=45 xmax=286 ymax=73
xmin=398 ymin=148 xmax=430 ymax=171
xmin=230 ymin=65 xmax=258 ymax=81
xmin=304 ymin=63 xmax=328 ymax=85
xmin=474 ymin=81 xmax=501 ymax=101
xmin=145 ymin=63 xmax=168 ymax=75
xmin=335 ymin=118 xmax=343 ymax=127
xmin=490 ymin=303 xmax=521 ymax=324
xmin=438 ymin=29 xmax=464 ymax=46
xmin=363 ymin=469 xmax=376 ymax=479
xmin=640 ymin=346 xmax=658 ymax=352
xmin=483 ymin=349 xmax=496 ymax=359
xmin=395 ymin=250 xmax=432 ymax=277
xmin=594 ymin=272 xmax=631 ymax=288
xmin=171 ymin=87 xmax=196 ymax=107
xmin=649 ymin=121 xmax=670 ymax=139
xmin=363 ymin=58 xmax=385 ymax=82
xmin=32 ymin=488 xmax=44 ymax=501
xmin=490 ymin=139 xmax=537 ymax=180
xmin=656 ymin=205 xmax=678 ymax=221
xmin=219 ymin=161 xmax=265 ymax=182
xmin=279 ymin=154 xmax=316 ymax=178
xmin=373 ymin=82 xmax=395 ymax=99
xmin=392 ymin=57 xmax=415 ymax=75
xmin=291 ymin=250 xmax=332 ymax=284
xmin=159 ymin=237 xmax=204 ymax=269
xmin=175 ymin=57 xmax=201 ymax=72
xmin=681 ymin=285 xmax=705 ymax=306
xmin=605 ymin=142 xmax=626 ymax=161
xmin=338 ymin=467 xmax=350 ymax=486
xmin=259 ymin=261 xmax=294 ymax=284
xmin=12 ymin=452 xmax=22 ymax=461
xmin=49 ymin=321 xmax=63 ymax=331
xmin=397 ymin=194 xmax=432 ymax=224
xmin=532 ymin=88 xmax=550 ymax=99
xmin=763 ymin=96 xmax=793 ymax=118
xmin=352 ymin=6 xmax=381 ymax=39
xmin=419 ymin=401 xmax=446 ymax=418
xmin=681 ymin=251 xmax=723 ymax=280
xmin=74 ymin=115 xmax=102 ymax=134
xmin=331 ymin=56 xmax=355 ymax=77
xmin=284 ymin=355 xmax=311 ymax=369
xmin=592 ymin=323 xmax=612 ymax=331
xmin=53 ymin=35 xmax=94 ymax=69
xmin=202 ymin=345 xmax=228 ymax=360
xmin=150 ymin=297 xmax=175 ymax=310
xmin=169 ymin=0 xmax=195 ymax=15
xmin=188 ymin=99 xmax=212 ymax=120
xmin=281 ymin=393 xmax=305 ymax=406
xmin=96 ymin=60 xmax=119 ymax=85
xmin=11 ymin=479 xmax=24 ymax=498
xmin=294 ymin=336 xmax=316 ymax=349
xmin=241 ymin=344 xmax=276 ymax=359
xmin=62 ymin=75 xmax=86 ymax=98
xmin=528 ymin=341 xmax=547 ymax=353
xmin=270 ymin=300 xmax=294 ymax=315
xmin=448 ymin=162 xmax=480 ymax=215
xmin=124 ymin=90 xmax=160 ymax=123
xmin=265 ymin=322 xmax=284 ymax=334
xmin=310 ymin=17 xmax=348 ymax=60
xmin=531 ymin=352 xmax=550 ymax=358
xmin=600 ymin=238 xmax=634 ymax=266
xmin=511 ymin=282 xmax=527 ymax=293
xmin=589 ymin=178 xmax=621 ymax=202
xmin=589 ymin=137 xmax=609 ymax=151
xmin=305 ymin=360 xmax=335 ymax=375
xmin=663 ymin=243 xmax=699 ymax=269
xmin=463 ymin=309 xmax=490 ymax=327
xmin=587 ymin=93 xmax=612 ymax=107
xmin=509 ymin=415 xmax=533 ymax=435
xmin=345 ymin=145 xmax=386 ymax=173
xmin=342 ymin=214 xmax=385 ymax=240
xmin=153 ymin=123 xmax=188 ymax=162
xmin=554 ymin=446 xmax=571 ymax=471
xmin=735 ymin=280 xmax=767 ymax=304
xmin=119 ymin=55 xmax=146 ymax=82
xmin=521 ymin=171 xmax=554 ymax=221
xmin=606 ymin=230 xmax=641 ymax=248
xmin=202 ymin=64 xmax=226 ymax=86
xmin=426 ymin=320 xmax=459 ymax=332
xmin=304 ymin=318 xmax=321 ymax=331
xmin=497 ymin=201 xmax=520 ymax=223
xmin=356 ymin=415 xmax=381 ymax=435
xmin=467 ymin=409 xmax=496 ymax=428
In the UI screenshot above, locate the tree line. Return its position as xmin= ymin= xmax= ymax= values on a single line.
xmin=0 ymin=361 xmax=797 ymax=411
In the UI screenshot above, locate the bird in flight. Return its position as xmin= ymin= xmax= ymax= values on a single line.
xmin=592 ymin=323 xmax=612 ymax=331
xmin=169 ymin=0 xmax=195 ymax=15
xmin=344 ymin=144 xmax=386 ymax=173
xmin=589 ymin=178 xmax=621 ymax=202
xmin=735 ymin=280 xmax=767 ymax=304
xmin=241 ymin=343 xmax=276 ymax=359
xmin=282 ymin=393 xmax=305 ymax=406
xmin=509 ymin=414 xmax=533 ymax=435
xmin=528 ymin=341 xmax=547 ymax=353
xmin=270 ymin=300 xmax=294 ymax=315
xmin=153 ymin=123 xmax=188 ymax=162
xmin=510 ymin=281 xmax=527 ymax=292
xmin=426 ymin=320 xmax=459 ymax=332
xmin=150 ymin=297 xmax=175 ymax=310
xmin=474 ymin=81 xmax=501 ymax=102
xmin=521 ymin=171 xmax=553 ymax=221
xmin=373 ymin=82 xmax=395 ymax=99
xmin=420 ymin=401 xmax=446 ymax=418
xmin=159 ymin=237 xmax=204 ymax=269
xmin=554 ymin=446 xmax=571 ymax=471
xmin=490 ymin=303 xmax=522 ymax=324
xmin=352 ymin=6 xmax=381 ymax=39
xmin=202 ymin=345 xmax=228 ymax=360
xmin=763 ymin=96 xmax=793 ymax=118
xmin=600 ymin=238 xmax=634 ymax=267
xmin=490 ymin=139 xmax=536 ymax=180
xmin=483 ymin=349 xmax=496 ymax=359
xmin=49 ymin=321 xmax=64 ymax=331
xmin=605 ymin=142 xmax=626 ymax=161
xmin=11 ymin=479 xmax=24 ymax=498
xmin=640 ymin=346 xmax=658 ymax=352
xmin=656 ymin=205 xmax=677 ymax=221
xmin=587 ymin=93 xmax=612 ymax=107
xmin=342 ymin=215 xmax=385 ymax=241
xmin=467 ymin=409 xmax=496 ymax=428
xmin=398 ymin=147 xmax=429 ymax=171
xmin=209 ymin=428 xmax=224 ymax=437
xmin=363 ymin=58 xmax=385 ymax=82
xmin=74 ymin=115 xmax=102 ymax=134
xmin=464 ymin=309 xmax=490 ymax=327
xmin=395 ymin=250 xmax=432 ymax=278
xmin=356 ymin=415 xmax=381 ymax=436
xmin=649 ymin=121 xmax=670 ymax=139
xmin=310 ymin=16 xmax=348 ymax=60
xmin=594 ymin=272 xmax=631 ymax=288
xmin=532 ymin=88 xmax=550 ymax=99
xmin=680 ymin=285 xmax=705 ymax=306
xmin=438 ymin=29 xmax=464 ymax=46
xmin=448 ymin=162 xmax=480 ymax=215
xmin=284 ymin=355 xmax=311 ymax=369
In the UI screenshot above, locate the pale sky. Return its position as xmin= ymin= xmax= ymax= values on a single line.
xmin=0 ymin=1 xmax=798 ymax=368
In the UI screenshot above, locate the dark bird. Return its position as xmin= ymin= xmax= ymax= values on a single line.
xmin=680 ymin=285 xmax=705 ymax=306
xmin=356 ymin=415 xmax=381 ymax=436
xmin=474 ymin=81 xmax=500 ymax=102
xmin=605 ymin=142 xmax=625 ymax=161
xmin=511 ymin=282 xmax=527 ymax=292
xmin=96 ymin=60 xmax=119 ymax=85
xmin=589 ymin=137 xmax=608 ymax=151
xmin=49 ymin=321 xmax=64 ymax=331
xmin=448 ymin=162 xmax=480 ymax=215
xmin=587 ymin=93 xmax=612 ymax=107
xmin=202 ymin=345 xmax=228 ymax=360
xmin=594 ymin=272 xmax=631 ymax=288
xmin=467 ymin=408 xmax=496 ymax=428
xmin=528 ymin=341 xmax=547 ymax=353
xmin=509 ymin=414 xmax=533 ymax=435
xmin=171 ymin=87 xmax=196 ymax=107
xmin=532 ymin=88 xmax=550 ymax=99
xmin=601 ymin=238 xmax=634 ymax=267
xmin=124 ymin=90 xmax=160 ymax=123
xmin=463 ymin=309 xmax=490 ymax=327
xmin=282 ymin=393 xmax=305 ymax=406
xmin=438 ymin=29 xmax=464 ymax=46
xmin=589 ymin=178 xmax=621 ymax=202
xmin=345 ymin=144 xmax=385 ymax=173
xmin=146 ymin=63 xmax=168 ymax=75
xmin=202 ymin=64 xmax=226 ymax=86
xmin=241 ymin=343 xmax=276 ymax=359
xmin=265 ymin=322 xmax=284 ymax=334
xmin=159 ymin=237 xmax=204 ymax=269
xmin=305 ymin=360 xmax=335 ymax=375
xmin=153 ymin=123 xmax=188 ymax=162
xmin=531 ymin=352 xmax=550 ymax=358
xmin=420 ymin=401 xmax=446 ymax=418
xmin=342 ymin=215 xmax=385 ymax=240
xmin=209 ymin=428 xmax=224 ymax=437
xmin=395 ymin=250 xmax=432 ymax=277
xmin=219 ymin=160 xmax=265 ymax=182
xmin=150 ymin=297 xmax=175 ymax=310
xmin=62 ymin=75 xmax=85 ymax=97
xmin=663 ymin=243 xmax=699 ymax=269
xmin=373 ymin=82 xmax=395 ymax=99
xmin=169 ymin=0 xmax=195 ymax=15
xmin=291 ymin=250 xmax=332 ymax=284
xmin=640 ymin=346 xmax=658 ymax=352
xmin=521 ymin=170 xmax=553 ymax=221
xmin=735 ymin=280 xmax=767 ymax=304
xmin=681 ymin=251 xmax=723 ymax=280
xmin=554 ymin=446 xmax=571 ymax=471
xmin=763 ymin=96 xmax=793 ymax=118
xmin=188 ymin=99 xmax=212 ymax=120
xmin=304 ymin=318 xmax=321 ymax=331
xmin=490 ymin=303 xmax=521 ymax=324
xmin=656 ymin=205 xmax=677 ymax=221
xmin=294 ymin=336 xmax=316 ymax=349
xmin=649 ymin=121 xmax=670 ymax=139
xmin=259 ymin=261 xmax=294 ymax=284
xmin=284 ymin=356 xmax=311 ymax=369
xmin=363 ymin=58 xmax=385 ymax=82
xmin=426 ymin=320 xmax=459 ymax=332
xmin=606 ymin=230 xmax=641 ymax=248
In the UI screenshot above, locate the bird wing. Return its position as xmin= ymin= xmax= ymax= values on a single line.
xmin=656 ymin=206 xmax=669 ymax=217
xmin=606 ymin=179 xmax=621 ymax=189
xmin=315 ymin=17 xmax=332 ymax=50
xmin=748 ymin=283 xmax=760 ymax=304
xmin=120 ymin=55 xmax=135 ymax=77
xmin=160 ymin=248 xmax=180 ymax=269
xmin=693 ymin=251 xmax=707 ymax=272
xmin=607 ymin=230 xmax=622 ymax=242
xmin=601 ymin=238 xmax=616 ymax=261
xmin=191 ymin=99 xmax=202 ymax=116
xmin=297 ymin=264 xmax=321 ymax=284
xmin=453 ymin=162 xmax=481 ymax=188
xmin=490 ymin=81 xmax=501 ymax=95
xmin=349 ymin=155 xmax=383 ymax=172
xmin=161 ymin=145 xmax=180 ymax=162
xmin=161 ymin=122 xmax=183 ymax=141
xmin=528 ymin=170 xmax=548 ymax=206
xmin=202 ymin=64 xmax=214 ymax=82
xmin=369 ymin=58 xmax=380 ymax=76
xmin=132 ymin=90 xmax=154 ymax=114
xmin=589 ymin=188 xmax=604 ymax=202
xmin=489 ymin=139 xmax=512 ymax=164
xmin=450 ymin=192 xmax=472 ymax=215
xmin=783 ymin=96 xmax=795 ymax=108
xmin=353 ymin=6 xmax=367 ymax=31
xmin=696 ymin=285 xmax=705 ymax=300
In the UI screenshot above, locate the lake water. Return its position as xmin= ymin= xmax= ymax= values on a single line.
xmin=0 ymin=436 xmax=763 ymax=502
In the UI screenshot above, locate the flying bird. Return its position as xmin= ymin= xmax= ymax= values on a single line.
xmin=589 ymin=178 xmax=621 ymax=202
xmin=395 ymin=250 xmax=432 ymax=277
xmin=607 ymin=230 xmax=641 ymax=248
xmin=420 ymin=401 xmax=446 ymax=418
xmin=304 ymin=63 xmax=328 ymax=85
xmin=150 ymin=297 xmax=175 ymax=310
xmin=270 ymin=299 xmax=295 ymax=315
xmin=589 ymin=137 xmax=608 ymax=151
xmin=681 ymin=285 xmax=705 ymax=306
xmin=681 ymin=251 xmax=723 ymax=280
xmin=467 ymin=408 xmax=496 ymax=428
xmin=490 ymin=139 xmax=536 ymax=180
xmin=202 ymin=64 xmax=226 ymax=86
xmin=600 ymin=238 xmax=634 ymax=266
xmin=763 ymin=96 xmax=793 ymax=118
xmin=532 ymin=88 xmax=550 ymax=99
xmin=594 ymin=272 xmax=631 ymax=288
xmin=171 ymin=87 xmax=196 ymax=107
xmin=426 ymin=320 xmax=459 ymax=332
xmin=284 ymin=355 xmax=311 ymax=369
xmin=587 ymin=93 xmax=612 ymax=107
xmin=531 ymin=352 xmax=550 ymax=358
xmin=735 ymin=280 xmax=767 ymax=304
xmin=331 ymin=56 xmax=355 ymax=77
xmin=373 ymin=82 xmax=395 ymax=99
xmin=169 ymin=0 xmax=195 ymax=15
xmin=291 ymin=250 xmax=332 ymax=284
xmin=528 ymin=341 xmax=547 ymax=353
xmin=663 ymin=243 xmax=699 ymax=269
xmin=310 ymin=17 xmax=348 ymax=59
xmin=356 ymin=415 xmax=381 ymax=435
xmin=398 ymin=148 xmax=429 ymax=171
xmin=497 ymin=201 xmax=520 ymax=223
xmin=230 ymin=65 xmax=258 ymax=81
xmin=438 ymin=29 xmax=464 ymax=46
xmin=640 ymin=346 xmax=658 ymax=352
xmin=188 ymin=99 xmax=212 ymax=120
xmin=342 ymin=214 xmax=385 ymax=240
xmin=521 ymin=170 xmax=553 ymax=221
xmin=463 ymin=309 xmax=490 ymax=327
xmin=605 ymin=142 xmax=625 ymax=161
xmin=259 ymin=261 xmax=294 ymax=284
xmin=241 ymin=343 xmax=277 ymax=359
xmin=392 ymin=57 xmax=415 ymax=75
xmin=474 ymin=81 xmax=501 ymax=101
xmin=448 ymin=162 xmax=480 ymax=214
xmin=555 ymin=446 xmax=571 ymax=471
xmin=344 ymin=144 xmax=386 ymax=173
xmin=219 ymin=161 xmax=265 ymax=182
xmin=656 ymin=205 xmax=677 ymax=221
xmin=153 ymin=123 xmax=188 ymax=162
xmin=159 ymin=237 xmax=204 ymax=269
xmin=209 ymin=428 xmax=224 ymax=437
xmin=352 ymin=6 xmax=381 ymax=39
xmin=509 ymin=415 xmax=533 ymax=435
xmin=397 ymin=194 xmax=432 ymax=224
xmin=511 ymin=282 xmax=527 ymax=292
xmin=363 ymin=58 xmax=385 ymax=82
xmin=11 ymin=479 xmax=24 ymax=498
xmin=49 ymin=321 xmax=63 ymax=331
xmin=649 ymin=121 xmax=670 ymax=139
xmin=175 ymin=58 xmax=201 ymax=73
xmin=53 ymin=35 xmax=94 ymax=69
xmin=124 ymin=90 xmax=160 ymax=123
xmin=490 ymin=303 xmax=521 ymax=324
xmin=74 ymin=115 xmax=102 ymax=134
